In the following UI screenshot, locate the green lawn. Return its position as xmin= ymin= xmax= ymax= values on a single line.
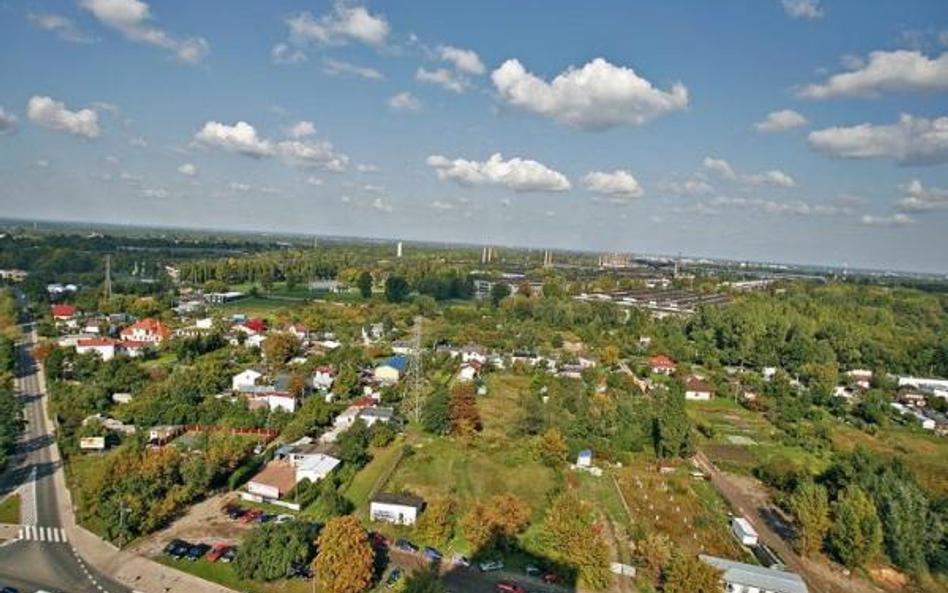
xmin=156 ymin=556 xmax=312 ymax=593
xmin=0 ymin=493 xmax=21 ymax=524
xmin=344 ymin=440 xmax=404 ymax=511
xmin=215 ymin=297 xmax=291 ymax=316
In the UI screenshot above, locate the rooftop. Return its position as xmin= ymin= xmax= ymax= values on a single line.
xmin=700 ymin=555 xmax=808 ymax=593
xmin=371 ymin=493 xmax=425 ymax=509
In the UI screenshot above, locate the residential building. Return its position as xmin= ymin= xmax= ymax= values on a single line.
xmin=649 ymin=355 xmax=676 ymax=375
xmin=374 ymin=355 xmax=408 ymax=384
xmin=699 ymin=555 xmax=808 ymax=593
xmin=120 ymin=318 xmax=171 ymax=344
xmin=358 ymin=406 xmax=395 ymax=427
xmin=247 ymin=461 xmax=297 ymax=501
xmin=232 ymin=368 xmax=264 ymax=392
xmin=370 ymin=493 xmax=425 ymax=526
xmin=313 ymin=366 xmax=336 ymax=390
xmin=457 ymin=362 xmax=481 ymax=383
xmin=685 ymin=376 xmax=715 ymax=401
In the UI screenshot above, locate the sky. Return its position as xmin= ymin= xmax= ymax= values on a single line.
xmin=1 ymin=0 xmax=947 ymax=273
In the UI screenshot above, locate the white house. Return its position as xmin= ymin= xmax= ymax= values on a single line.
xmin=313 ymin=366 xmax=337 ymax=390
xmin=685 ymin=377 xmax=715 ymax=401
xmin=461 ymin=345 xmax=488 ymax=365
xmin=232 ymin=369 xmax=264 ymax=392
xmin=76 ymin=338 xmax=117 ymax=361
xmin=846 ymin=369 xmax=873 ymax=390
xmin=295 ymin=453 xmax=341 ymax=483
xmin=247 ymin=461 xmax=297 ymax=501
xmin=457 ymin=362 xmax=481 ymax=383
xmin=731 ymin=517 xmax=759 ymax=546
xmin=266 ymin=393 xmax=298 ymax=414
xmin=358 ymin=406 xmax=395 ymax=427
xmin=370 ymin=493 xmax=425 ymax=526
xmin=374 ymin=356 xmax=407 ymax=384
xmin=700 ymin=555 xmax=808 ymax=593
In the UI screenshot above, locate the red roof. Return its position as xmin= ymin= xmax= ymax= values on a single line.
xmin=243 ymin=318 xmax=267 ymax=333
xmin=77 ymin=337 xmax=115 ymax=347
xmin=352 ymin=396 xmax=376 ymax=408
xmin=649 ymin=355 xmax=675 ymax=368
xmin=51 ymin=304 xmax=78 ymax=318
xmin=120 ymin=318 xmax=171 ymax=340
xmin=685 ymin=376 xmax=714 ymax=393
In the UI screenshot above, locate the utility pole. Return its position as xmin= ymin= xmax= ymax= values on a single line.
xmin=103 ymin=255 xmax=113 ymax=302
xmin=403 ymin=316 xmax=425 ymax=422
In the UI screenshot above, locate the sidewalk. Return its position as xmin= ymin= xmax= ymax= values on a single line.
xmin=34 ymin=329 xmax=240 ymax=593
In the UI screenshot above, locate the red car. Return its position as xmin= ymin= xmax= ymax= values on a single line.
xmin=496 ymin=581 xmax=525 ymax=593
xmin=368 ymin=531 xmax=390 ymax=547
xmin=206 ymin=543 xmax=229 ymax=562
xmin=240 ymin=509 xmax=263 ymax=524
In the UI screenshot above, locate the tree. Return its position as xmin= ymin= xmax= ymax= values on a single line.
xmin=536 ymin=427 xmax=568 ymax=467
xmin=460 ymin=494 xmax=530 ymax=557
xmin=262 ymin=333 xmax=302 ymax=369
xmin=866 ymin=468 xmax=933 ymax=571
xmin=460 ymin=503 xmax=494 ymax=556
xmin=788 ymin=481 xmax=831 ymax=557
xmin=422 ymin=388 xmax=451 ymax=435
xmin=233 ymin=522 xmax=315 ymax=581
xmin=827 ymin=486 xmax=882 ymax=568
xmin=337 ymin=420 xmax=371 ymax=467
xmin=538 ymin=491 xmax=612 ymax=590
xmin=661 ymin=553 xmax=721 ymax=593
xmin=385 ymin=275 xmax=410 ymax=303
xmin=416 ymin=496 xmax=457 ymax=547
xmin=490 ymin=283 xmax=511 ymax=307
xmin=357 ymin=271 xmax=373 ymax=299
xmin=314 ymin=515 xmax=375 ymax=593
xmin=448 ymin=385 xmax=482 ymax=439
xmin=402 ymin=566 xmax=446 ymax=593
xmin=652 ymin=386 xmax=693 ymax=459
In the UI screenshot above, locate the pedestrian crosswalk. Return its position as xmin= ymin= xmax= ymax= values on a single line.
xmin=17 ymin=524 xmax=68 ymax=543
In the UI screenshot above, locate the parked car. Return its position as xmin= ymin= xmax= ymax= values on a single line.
xmin=240 ymin=509 xmax=263 ymax=523
xmin=274 ymin=514 xmax=295 ymax=525
xmin=206 ymin=543 xmax=229 ymax=562
xmin=452 ymin=554 xmax=471 ymax=567
xmin=256 ymin=512 xmax=273 ymax=524
xmin=369 ymin=531 xmax=390 ymax=547
xmin=288 ymin=562 xmax=314 ymax=579
xmin=223 ymin=505 xmax=245 ymax=519
xmin=1 ymin=586 xmax=20 ymax=593
xmin=541 ymin=573 xmax=559 ymax=585
xmin=496 ymin=581 xmax=526 ymax=593
xmin=385 ymin=568 xmax=404 ymax=589
xmin=479 ymin=559 xmax=505 ymax=572
xmin=163 ymin=539 xmax=191 ymax=560
xmin=424 ymin=546 xmax=443 ymax=561
xmin=221 ymin=546 xmax=237 ymax=563
xmin=187 ymin=543 xmax=211 ymax=561
xmin=524 ymin=564 xmax=542 ymax=577
xmin=395 ymin=538 xmax=419 ymax=553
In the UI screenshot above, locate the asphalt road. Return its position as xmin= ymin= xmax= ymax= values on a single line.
xmin=0 ymin=325 xmax=130 ymax=593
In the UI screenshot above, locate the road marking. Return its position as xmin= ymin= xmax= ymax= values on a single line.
xmin=15 ymin=524 xmax=68 ymax=543
xmin=19 ymin=466 xmax=38 ymax=526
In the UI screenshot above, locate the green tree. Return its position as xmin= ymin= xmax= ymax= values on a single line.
xmin=652 ymin=386 xmax=693 ymax=459
xmin=385 ymin=275 xmax=410 ymax=303
xmin=402 ymin=566 xmax=446 ymax=593
xmin=233 ymin=522 xmax=315 ymax=581
xmin=788 ymin=481 xmax=831 ymax=557
xmin=357 ymin=271 xmax=373 ymax=299
xmin=536 ymin=427 xmax=568 ymax=467
xmin=314 ymin=515 xmax=375 ymax=593
xmin=490 ymin=283 xmax=511 ymax=307
xmin=422 ymin=388 xmax=451 ymax=435
xmin=866 ymin=468 xmax=933 ymax=571
xmin=538 ymin=491 xmax=612 ymax=590
xmin=262 ymin=333 xmax=302 ymax=370
xmin=827 ymin=486 xmax=883 ymax=568
xmin=416 ymin=495 xmax=457 ymax=547
xmin=662 ymin=553 xmax=721 ymax=593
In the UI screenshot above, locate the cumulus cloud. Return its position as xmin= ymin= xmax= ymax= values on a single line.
xmin=192 ymin=120 xmax=349 ymax=171
xmin=81 ymin=0 xmax=209 ymax=64
xmin=228 ymin=182 xmax=252 ymax=192
xmin=305 ymin=176 xmax=324 ymax=186
xmin=356 ymin=164 xmax=378 ymax=173
xmin=897 ymin=179 xmax=948 ymax=212
xmin=416 ymin=68 xmax=469 ymax=93
xmin=702 ymin=157 xmax=795 ymax=187
xmin=177 ymin=163 xmax=197 ymax=176
xmin=321 ymin=58 xmax=383 ymax=80
xmin=388 ymin=91 xmax=421 ymax=112
xmin=371 ymin=197 xmax=393 ymax=212
xmin=800 ymin=50 xmax=948 ymax=98
xmin=289 ymin=121 xmax=316 ymax=138
xmin=287 ymin=3 xmax=389 ymax=48
xmin=27 ymin=95 xmax=101 ymax=138
xmin=754 ymin=109 xmax=808 ymax=132
xmin=30 ymin=13 xmax=95 ymax=43
xmin=427 ymin=153 xmax=571 ymax=193
xmin=271 ymin=43 xmax=306 ymax=65
xmin=657 ymin=177 xmax=714 ymax=196
xmin=808 ymin=114 xmax=948 ymax=165
xmin=0 ymin=108 xmax=17 ymax=135
xmin=582 ymin=170 xmax=643 ymax=202
xmin=860 ymin=213 xmax=913 ymax=227
xmin=782 ymin=0 xmax=823 ymax=20
xmin=437 ymin=45 xmax=485 ymax=75
xmin=491 ymin=57 xmax=688 ymax=131
xmin=142 ymin=187 xmax=169 ymax=198
xmin=680 ymin=195 xmax=846 ymax=217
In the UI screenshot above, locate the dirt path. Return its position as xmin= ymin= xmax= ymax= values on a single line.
xmin=693 ymin=452 xmax=883 ymax=593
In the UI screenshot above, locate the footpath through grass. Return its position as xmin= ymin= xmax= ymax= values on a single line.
xmin=0 ymin=493 xmax=21 ymax=524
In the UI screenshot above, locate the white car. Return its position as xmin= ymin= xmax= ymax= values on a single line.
xmin=478 ymin=559 xmax=504 ymax=572
xmin=274 ymin=514 xmax=295 ymax=524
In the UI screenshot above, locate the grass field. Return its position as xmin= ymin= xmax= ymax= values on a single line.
xmin=344 ymin=440 xmax=405 ymax=511
xmin=0 ymin=493 xmax=21 ymax=524
xmin=156 ymin=556 xmax=312 ymax=593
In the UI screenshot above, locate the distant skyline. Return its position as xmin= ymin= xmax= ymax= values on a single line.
xmin=1 ymin=0 xmax=947 ymax=273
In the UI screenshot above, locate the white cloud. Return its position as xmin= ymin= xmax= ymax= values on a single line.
xmin=430 ymin=200 xmax=458 ymax=211
xmin=860 ymin=213 xmax=914 ymax=227
xmin=271 ymin=43 xmax=306 ymax=65
xmin=228 ymin=182 xmax=252 ymax=192
xmin=363 ymin=183 xmax=385 ymax=193
xmin=193 ymin=120 xmax=349 ymax=171
xmin=754 ymin=109 xmax=808 ymax=132
xmin=287 ymin=4 xmax=389 ymax=48
xmin=371 ymin=197 xmax=393 ymax=212
xmin=582 ymin=170 xmax=643 ymax=202
xmin=702 ymin=157 xmax=796 ymax=187
xmin=30 ymin=13 xmax=95 ymax=43
xmin=129 ymin=135 xmax=147 ymax=147
xmin=940 ymin=30 xmax=948 ymax=47
xmin=808 ymin=114 xmax=948 ymax=165
xmin=782 ymin=0 xmax=823 ymax=20
xmin=27 ymin=95 xmax=101 ymax=138
xmin=142 ymin=187 xmax=169 ymax=198
xmin=356 ymin=164 xmax=378 ymax=173
xmin=657 ymin=177 xmax=714 ymax=196
xmin=0 ymin=108 xmax=17 ymax=135
xmin=800 ymin=50 xmax=948 ymax=99
xmin=81 ymin=0 xmax=209 ymax=64
xmin=437 ymin=45 xmax=485 ymax=75
xmin=416 ymin=68 xmax=469 ymax=93
xmin=388 ymin=91 xmax=421 ymax=112
xmin=177 ymin=162 xmax=197 ymax=176
xmin=305 ymin=176 xmax=324 ymax=186
xmin=193 ymin=121 xmax=274 ymax=157
xmin=491 ymin=57 xmax=688 ymax=131
xmin=897 ymin=180 xmax=948 ymax=212
xmin=289 ymin=121 xmax=316 ymax=138
xmin=36 ymin=160 xmax=50 ymax=168
xmin=680 ymin=196 xmax=846 ymax=217
xmin=321 ymin=58 xmax=383 ymax=80
xmin=427 ymin=153 xmax=571 ymax=193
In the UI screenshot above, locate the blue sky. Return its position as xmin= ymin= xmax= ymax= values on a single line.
xmin=1 ymin=0 xmax=947 ymax=273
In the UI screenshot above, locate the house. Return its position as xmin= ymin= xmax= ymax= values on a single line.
xmin=120 ymin=318 xmax=171 ymax=344
xmin=232 ymin=369 xmax=264 ymax=392
xmin=295 ymin=454 xmax=342 ymax=483
xmin=685 ymin=376 xmax=715 ymax=401
xmin=457 ymin=361 xmax=481 ymax=383
xmin=846 ymin=369 xmax=873 ymax=390
xmin=358 ymin=406 xmax=395 ymax=427
xmin=247 ymin=461 xmax=298 ymax=501
xmin=762 ymin=367 xmax=778 ymax=381
xmin=370 ymin=493 xmax=425 ymax=526
xmin=148 ymin=425 xmax=183 ymax=444
xmin=313 ymin=366 xmax=337 ymax=391
xmin=576 ymin=449 xmax=593 ymax=468
xmin=261 ymin=393 xmax=298 ymax=414
xmin=699 ymin=555 xmax=809 ymax=593
xmin=76 ymin=338 xmax=118 ymax=360
xmin=832 ymin=385 xmax=857 ymax=400
xmin=236 ymin=318 xmax=267 ymax=336
xmin=51 ymin=304 xmax=79 ymax=322
xmin=461 ymin=345 xmax=488 ymax=365
xmin=391 ymin=340 xmax=416 ymax=355
xmin=898 ymin=390 xmax=927 ymax=407
xmin=282 ymin=323 xmax=309 ymax=343
xmin=731 ymin=517 xmax=759 ymax=546
xmin=362 ymin=322 xmax=385 ymax=344
xmin=649 ymin=355 xmax=676 ymax=375
xmin=112 ymin=392 xmax=134 ymax=404
xmin=374 ymin=355 xmax=408 ymax=384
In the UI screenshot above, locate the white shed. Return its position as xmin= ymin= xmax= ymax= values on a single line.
xmin=370 ymin=493 xmax=425 ymax=526
xmin=731 ymin=516 xmax=759 ymax=546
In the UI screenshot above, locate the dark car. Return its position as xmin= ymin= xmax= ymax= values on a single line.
xmin=221 ymin=546 xmax=237 ymax=563
xmin=524 ymin=564 xmax=542 ymax=577
xmin=223 ymin=506 xmax=246 ymax=519
xmin=424 ymin=546 xmax=443 ymax=561
xmin=1 ymin=587 xmax=20 ymax=593
xmin=385 ymin=568 xmax=404 ymax=589
xmin=288 ymin=562 xmax=314 ymax=579
xmin=256 ymin=512 xmax=273 ymax=524
xmin=496 ymin=581 xmax=526 ymax=593
xmin=187 ymin=543 xmax=211 ymax=561
xmin=395 ymin=538 xmax=419 ymax=553
xmin=163 ymin=539 xmax=191 ymax=560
